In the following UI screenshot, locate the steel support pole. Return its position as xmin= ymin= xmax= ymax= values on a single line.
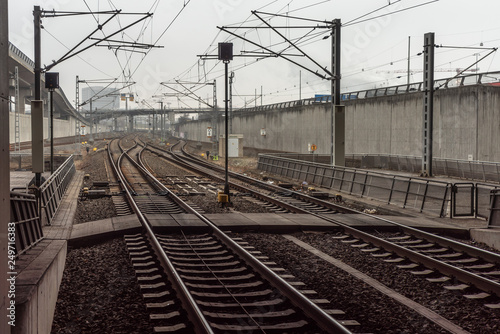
xmin=162 ymin=109 xmax=165 ymax=141
xmin=34 ymin=6 xmax=41 ymax=101
xmin=331 ymin=19 xmax=345 ymax=167
xmin=75 ymin=76 xmax=80 ymax=111
xmin=212 ymin=80 xmax=218 ymax=155
xmin=50 ymin=89 xmax=54 ymax=173
xmin=0 ymin=1 xmax=11 ymax=332
xmin=33 ymin=5 xmax=42 ymax=187
xmin=159 ymin=101 xmax=163 ymax=141
xmin=224 ymin=61 xmax=230 ymax=198
xmin=89 ymin=99 xmax=94 ymax=142
xmin=407 ymin=36 xmax=411 ymax=86
xmin=152 ymin=111 xmax=156 ymax=138
xmin=229 ymin=72 xmax=234 ymax=135
xmin=422 ymin=32 xmax=435 ymax=177
xmin=75 ymin=76 xmax=80 ymax=155
xmin=14 ymin=66 xmax=20 ymax=151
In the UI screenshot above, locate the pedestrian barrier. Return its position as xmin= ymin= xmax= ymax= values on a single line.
xmin=489 ymin=189 xmax=500 ymax=228
xmin=258 ymin=154 xmax=452 ymax=217
xmin=268 ymin=153 xmax=500 ymax=184
xmin=237 ymin=71 xmax=500 ymax=113
xmin=39 ymin=155 xmax=76 ymax=225
xmin=258 ymin=154 xmax=500 ymax=219
xmin=10 ymin=192 xmax=43 ymax=256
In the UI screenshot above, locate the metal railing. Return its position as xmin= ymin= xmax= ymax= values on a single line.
xmin=347 ymin=154 xmax=500 ymax=184
xmin=258 ymin=154 xmax=452 ymax=217
xmin=236 ymin=71 xmax=500 ymax=113
xmin=489 ymin=189 xmax=500 ymax=227
xmin=267 ymin=153 xmax=500 ymax=184
xmin=259 ymin=153 xmax=500 ymax=219
xmin=478 ymin=184 xmax=500 ymax=220
xmin=10 ymin=192 xmax=43 ymax=257
xmin=39 ymin=155 xmax=76 ymax=225
xmin=9 ymin=42 xmax=35 ymax=69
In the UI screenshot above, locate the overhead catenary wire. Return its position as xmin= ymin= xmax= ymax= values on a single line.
xmin=155 ymin=0 xmax=498 ymax=109
xmin=42 ymin=27 xmax=114 ymax=77
xmin=343 ymin=0 xmax=402 ymax=26
xmin=343 ymin=0 xmax=440 ymax=27
xmin=127 ymin=0 xmax=193 ymax=84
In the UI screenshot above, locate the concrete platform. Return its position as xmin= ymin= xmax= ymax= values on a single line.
xmin=327 ymin=214 xmax=470 ymax=238
xmin=147 ymin=213 xmax=210 ymax=233
xmin=69 ymin=215 xmax=142 ymax=246
xmin=146 ymin=213 xmax=341 ymax=233
xmin=12 ymin=170 xmax=83 ymax=334
xmin=14 ymin=240 xmax=66 ymax=334
xmin=205 ymin=213 xmax=260 ymax=231
xmin=10 ymin=171 xmax=50 ymax=192
xmin=144 ymin=211 xmax=476 ymax=235
xmin=43 ymin=171 xmax=84 ymax=238
xmin=471 ymin=228 xmax=500 ymax=250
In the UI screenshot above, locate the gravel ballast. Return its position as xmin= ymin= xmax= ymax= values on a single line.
xmin=143 ymin=150 xmax=272 ymax=214
xmin=51 ymin=238 xmax=152 ymax=333
xmin=75 ymin=147 xmax=117 ymax=224
xmin=58 ymin=137 xmax=498 ymax=333
xmin=241 ymin=232 xmax=500 ymax=334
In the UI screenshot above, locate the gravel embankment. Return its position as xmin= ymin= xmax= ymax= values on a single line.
xmin=51 ymin=238 xmax=152 ymax=334
xmin=241 ymin=232 xmax=500 ymax=334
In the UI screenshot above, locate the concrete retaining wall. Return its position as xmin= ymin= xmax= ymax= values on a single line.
xmin=9 ymin=113 xmax=78 ymax=143
xmin=179 ymin=85 xmax=500 ymax=162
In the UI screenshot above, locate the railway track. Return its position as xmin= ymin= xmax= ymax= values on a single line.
xmin=107 ymin=136 xmax=353 ymax=333
xmin=144 ymin=140 xmax=353 ymax=215
xmin=144 ymin=139 xmax=500 ymax=310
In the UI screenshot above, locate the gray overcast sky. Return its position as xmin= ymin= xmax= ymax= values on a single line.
xmin=8 ymin=0 xmax=500 ymax=109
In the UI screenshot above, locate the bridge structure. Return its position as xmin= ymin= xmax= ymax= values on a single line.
xmin=8 ymin=42 xmax=87 ymax=122
xmin=8 ymin=42 xmax=89 ymax=147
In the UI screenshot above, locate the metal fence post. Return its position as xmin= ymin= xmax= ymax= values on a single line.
xmin=403 ymin=178 xmax=412 ymax=209
xmin=441 ymin=184 xmax=450 ymax=218
xmin=361 ymin=171 xmax=369 ymax=197
xmin=388 ymin=176 xmax=396 ymax=204
xmin=420 ymin=181 xmax=430 ymax=213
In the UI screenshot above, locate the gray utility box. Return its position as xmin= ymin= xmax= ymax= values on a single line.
xmin=219 ymin=134 xmax=243 ymax=158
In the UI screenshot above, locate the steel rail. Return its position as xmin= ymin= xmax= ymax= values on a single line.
xmin=107 ymin=138 xmax=214 ymax=334
xmin=136 ymin=140 xmax=352 ymax=334
xmin=165 ymin=140 xmax=500 ymax=298
xmin=148 ymin=141 xmax=333 ymax=213
xmin=316 ymin=212 xmax=500 ymax=297
xmin=171 ymin=141 xmax=357 ymax=214
xmin=145 ymin=145 xmax=312 ymax=214
xmin=173 ymin=141 xmax=500 ymax=265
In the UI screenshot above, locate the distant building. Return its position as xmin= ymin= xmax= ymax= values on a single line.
xmin=81 ymin=86 xmax=119 ymax=112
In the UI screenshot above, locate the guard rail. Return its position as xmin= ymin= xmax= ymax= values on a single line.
xmin=489 ymin=189 xmax=500 ymax=227
xmin=258 ymin=154 xmax=451 ymax=217
xmin=10 ymin=192 xmax=43 ymax=257
xmin=39 ymin=155 xmax=76 ymax=225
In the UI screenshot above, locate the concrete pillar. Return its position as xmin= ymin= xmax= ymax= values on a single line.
xmin=0 ymin=0 xmax=12 ymax=332
xmin=18 ymin=88 xmax=30 ymax=114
